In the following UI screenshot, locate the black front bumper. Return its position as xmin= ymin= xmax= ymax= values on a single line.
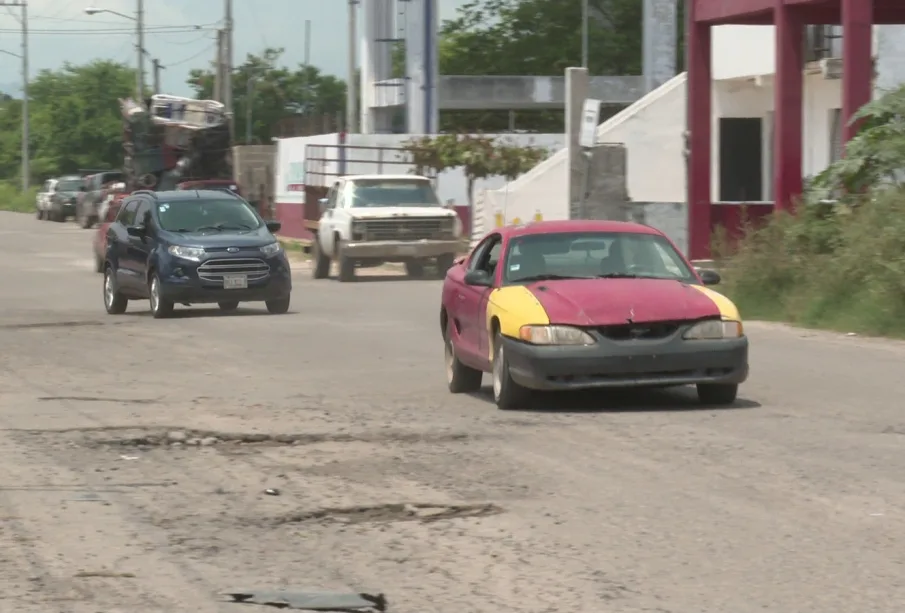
xmin=503 ymin=335 xmax=748 ymax=391
xmin=159 ymin=264 xmax=292 ymax=304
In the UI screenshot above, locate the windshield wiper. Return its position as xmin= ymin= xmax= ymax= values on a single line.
xmin=194 ymin=222 xmax=252 ymax=232
xmin=514 ymin=274 xmax=595 ymax=282
xmin=597 ymin=273 xmax=639 ymax=278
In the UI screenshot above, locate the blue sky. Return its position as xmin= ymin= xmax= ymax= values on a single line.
xmin=0 ymin=0 xmax=471 ymax=96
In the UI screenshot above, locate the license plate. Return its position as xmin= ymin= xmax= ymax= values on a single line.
xmin=223 ymin=274 xmax=247 ymax=289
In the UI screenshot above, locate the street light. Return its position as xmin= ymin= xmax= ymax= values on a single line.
xmin=84 ymin=3 xmax=144 ymax=99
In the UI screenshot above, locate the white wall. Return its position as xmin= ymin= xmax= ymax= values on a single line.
xmin=712 ymin=26 xmax=776 ymax=81
xmin=273 ymin=132 xmax=564 ymax=207
xmin=274 ymin=133 xmax=341 ymax=204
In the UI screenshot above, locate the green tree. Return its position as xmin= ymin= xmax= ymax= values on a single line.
xmin=25 ymin=60 xmax=135 ymax=181
xmin=187 ymin=48 xmax=347 ymax=144
xmin=436 ymin=0 xmax=677 ymax=133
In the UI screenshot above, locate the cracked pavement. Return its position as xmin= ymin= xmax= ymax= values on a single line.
xmin=1 ymin=211 xmax=905 ymax=612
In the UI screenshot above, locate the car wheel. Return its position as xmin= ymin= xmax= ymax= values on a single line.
xmin=103 ymin=266 xmax=128 ymax=314
xmin=218 ymin=301 xmax=239 ymax=312
xmin=148 ymin=274 xmax=174 ymax=319
xmin=435 ymin=254 xmax=455 ymax=278
xmin=697 ymin=383 xmax=738 ymax=406
xmin=265 ymin=296 xmax=291 ymax=314
xmin=492 ymin=331 xmax=530 ymax=410
xmin=445 ymin=321 xmax=482 ymax=393
xmin=405 ymin=260 xmax=425 ymax=278
xmin=338 ymin=251 xmax=355 ymax=282
xmin=79 ymin=210 xmax=93 ymax=229
xmin=312 ymin=237 xmax=331 ymax=279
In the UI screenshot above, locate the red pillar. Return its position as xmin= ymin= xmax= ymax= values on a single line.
xmin=773 ymin=3 xmax=803 ymax=212
xmin=841 ymin=0 xmax=873 ymax=144
xmin=687 ymin=14 xmax=712 ymax=260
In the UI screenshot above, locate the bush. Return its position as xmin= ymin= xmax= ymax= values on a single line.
xmin=724 ymin=189 xmax=905 ymax=336
xmin=0 ymin=182 xmax=38 ymax=213
xmin=723 ymin=84 xmax=905 ymax=337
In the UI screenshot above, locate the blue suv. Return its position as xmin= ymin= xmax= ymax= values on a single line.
xmin=102 ymin=190 xmax=292 ymax=318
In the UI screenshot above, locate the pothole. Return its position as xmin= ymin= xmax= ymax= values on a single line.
xmin=271 ymin=502 xmax=504 ymax=526
xmin=38 ymin=427 xmax=473 ymax=448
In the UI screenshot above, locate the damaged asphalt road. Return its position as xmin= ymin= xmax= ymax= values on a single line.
xmin=2 ymin=212 xmax=905 ymax=612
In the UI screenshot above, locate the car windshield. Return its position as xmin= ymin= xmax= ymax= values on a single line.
xmin=347 ymin=179 xmax=440 ymax=208
xmin=57 ymin=180 xmax=81 ymax=191
xmin=503 ymin=231 xmax=697 ymax=284
xmin=156 ymin=198 xmax=261 ymax=232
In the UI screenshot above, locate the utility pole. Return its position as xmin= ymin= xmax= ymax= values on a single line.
xmin=152 ymin=59 xmax=163 ymax=94
xmin=136 ymin=0 xmax=145 ymax=99
xmin=0 ymin=0 xmax=28 ymax=190
xmin=213 ymin=30 xmax=224 ymax=102
xmin=224 ymin=0 xmax=234 ymax=136
xmin=581 ymin=0 xmax=589 ymax=69
xmin=346 ymin=0 xmax=357 ymax=133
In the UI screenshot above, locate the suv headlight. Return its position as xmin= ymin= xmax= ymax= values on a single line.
xmin=168 ymin=245 xmax=205 ymax=261
xmin=260 ymin=241 xmax=282 ymax=257
xmin=683 ymin=319 xmax=743 ymax=340
xmin=519 ymin=325 xmax=595 ymax=345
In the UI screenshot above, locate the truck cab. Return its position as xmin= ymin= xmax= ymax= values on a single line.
xmin=311 ymin=174 xmax=463 ymax=282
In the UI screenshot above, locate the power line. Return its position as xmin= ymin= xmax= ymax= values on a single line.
xmin=167 ymin=42 xmax=218 ymax=67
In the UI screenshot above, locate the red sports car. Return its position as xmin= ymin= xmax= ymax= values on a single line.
xmin=439 ymin=220 xmax=748 ymax=410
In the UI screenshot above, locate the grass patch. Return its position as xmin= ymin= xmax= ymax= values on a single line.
xmin=0 ymin=182 xmax=38 ymax=213
xmin=720 ymin=190 xmax=905 ymax=338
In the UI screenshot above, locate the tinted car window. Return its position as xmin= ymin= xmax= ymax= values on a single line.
xmin=117 ymin=200 xmax=139 ymax=225
xmin=134 ymin=200 xmax=152 ymax=227
xmin=503 ymin=231 xmax=696 ymax=284
xmin=156 ymin=198 xmax=261 ymax=232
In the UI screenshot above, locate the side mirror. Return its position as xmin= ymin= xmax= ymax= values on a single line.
xmin=699 ymin=269 xmax=721 ymax=286
xmin=265 ymin=220 xmax=282 ymax=233
xmin=318 ymin=197 xmax=329 ymax=213
xmin=126 ymin=225 xmax=145 ymax=238
xmin=464 ymin=269 xmax=493 ymax=287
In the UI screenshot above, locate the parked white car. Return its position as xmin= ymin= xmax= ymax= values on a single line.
xmin=311 ymin=175 xmax=463 ymax=282
xmin=36 ymin=175 xmax=82 ymax=222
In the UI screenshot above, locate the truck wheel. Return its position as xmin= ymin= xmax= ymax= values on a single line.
xmin=436 ymin=254 xmax=455 ymax=278
xmin=405 ymin=260 xmax=425 ymax=278
xmin=312 ymin=236 xmax=331 ymax=279
xmin=338 ymin=252 xmax=355 ymax=282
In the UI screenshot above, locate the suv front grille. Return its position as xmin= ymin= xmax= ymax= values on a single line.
xmin=596 ymin=321 xmax=680 ymax=341
xmin=197 ymin=258 xmax=270 ymax=282
xmin=357 ymin=217 xmax=451 ymax=241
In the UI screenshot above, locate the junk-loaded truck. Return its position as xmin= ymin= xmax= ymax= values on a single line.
xmin=76 ymin=94 xmax=241 ymax=228
xmin=300 ymin=144 xmax=464 ymax=282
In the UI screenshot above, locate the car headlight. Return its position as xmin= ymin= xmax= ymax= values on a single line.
xmin=259 ymin=241 xmax=282 ymax=257
xmin=519 ymin=325 xmax=595 ymax=345
xmin=683 ymin=319 xmax=743 ymax=340
xmin=167 ymin=245 xmax=205 ymax=261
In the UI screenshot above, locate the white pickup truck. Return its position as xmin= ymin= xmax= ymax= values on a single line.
xmin=311 ymin=174 xmax=463 ymax=282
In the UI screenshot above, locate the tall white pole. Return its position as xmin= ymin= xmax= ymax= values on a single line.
xmin=581 ymin=0 xmax=588 ymax=69
xmin=346 ymin=0 xmax=357 ymax=133
xmin=21 ymin=0 xmax=28 ymax=190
